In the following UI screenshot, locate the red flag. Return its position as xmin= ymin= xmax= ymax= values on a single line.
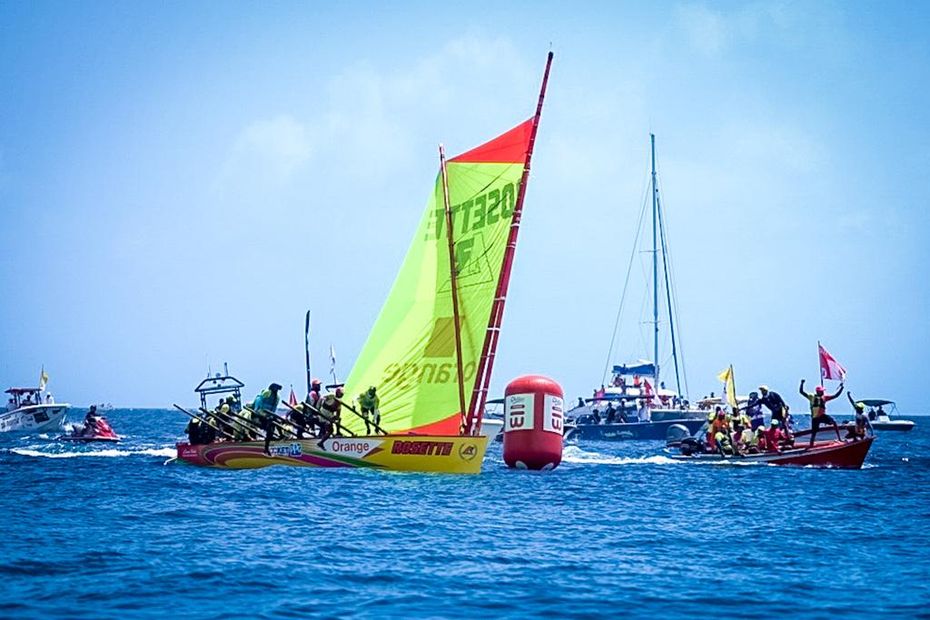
xmin=288 ymin=386 xmax=298 ymax=407
xmin=819 ymin=343 xmax=847 ymax=381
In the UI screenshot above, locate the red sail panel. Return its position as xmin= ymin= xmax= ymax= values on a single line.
xmin=449 ymin=119 xmax=533 ymax=164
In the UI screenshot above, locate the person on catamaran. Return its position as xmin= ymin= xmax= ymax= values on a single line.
xmin=846 ymin=392 xmax=874 ymax=440
xmin=800 ymin=379 xmax=844 ymax=447
xmin=605 ymin=401 xmax=616 ymax=424
xmin=358 ymin=386 xmax=380 ymax=435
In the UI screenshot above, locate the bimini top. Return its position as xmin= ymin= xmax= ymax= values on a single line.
xmin=5 ymin=387 xmax=42 ymax=395
xmin=194 ymin=374 xmax=245 ymax=396
xmin=612 ymin=360 xmax=656 ymax=377
xmin=859 ymin=399 xmax=895 ymax=407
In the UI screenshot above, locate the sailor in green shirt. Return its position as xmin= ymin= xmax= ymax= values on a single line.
xmin=358 ymin=386 xmax=380 ymax=435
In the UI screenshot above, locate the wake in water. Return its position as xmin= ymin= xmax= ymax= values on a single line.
xmin=7 ymin=446 xmax=175 ymax=459
xmin=560 ymin=445 xmax=681 ymax=466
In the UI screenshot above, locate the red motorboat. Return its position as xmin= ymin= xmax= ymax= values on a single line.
xmin=667 ymin=436 xmax=875 ymax=469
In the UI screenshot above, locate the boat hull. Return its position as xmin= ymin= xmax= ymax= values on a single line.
xmin=669 ymin=437 xmax=875 ymax=469
xmin=567 ymin=418 xmax=705 ymax=441
xmin=176 ymin=434 xmax=489 ymax=473
xmin=870 ymin=421 xmax=914 ymax=432
xmin=0 ymin=404 xmax=69 ymax=433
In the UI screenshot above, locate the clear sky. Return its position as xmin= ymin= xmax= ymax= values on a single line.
xmin=1 ymin=1 xmax=928 ymax=412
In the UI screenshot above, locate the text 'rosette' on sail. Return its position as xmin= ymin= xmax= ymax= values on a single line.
xmin=343 ymin=120 xmax=537 ymax=435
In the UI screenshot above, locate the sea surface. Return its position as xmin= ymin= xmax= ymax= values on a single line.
xmin=2 ymin=408 xmax=929 ymax=619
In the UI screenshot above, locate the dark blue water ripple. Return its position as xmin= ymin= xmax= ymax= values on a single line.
xmin=1 ymin=409 xmax=928 ymax=619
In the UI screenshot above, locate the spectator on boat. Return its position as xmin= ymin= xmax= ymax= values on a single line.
xmin=45 ymin=393 xmax=54 ymax=404
xmin=733 ymin=419 xmax=754 ymax=455
xmin=358 ymin=386 xmax=380 ymax=435
xmin=708 ymin=408 xmax=728 ymax=450
xmin=633 ymin=375 xmax=642 ymax=388
xmin=744 ymin=392 xmax=764 ymax=430
xmin=637 ymin=399 xmax=651 ymax=422
xmin=605 ymin=402 xmax=616 ymax=424
xmin=754 ymin=427 xmax=768 ymax=452
xmin=847 ymin=393 xmax=873 ymax=440
xmin=758 ymin=386 xmax=789 ymax=427
xmin=876 ymin=405 xmax=886 ymax=418
xmin=591 ymin=408 xmax=601 ymax=425
xmin=577 ymin=396 xmax=585 ymax=409
xmin=763 ymin=419 xmax=787 ymax=452
xmin=800 ymin=380 xmax=843 ymax=447
xmin=867 ymin=407 xmax=877 ymax=421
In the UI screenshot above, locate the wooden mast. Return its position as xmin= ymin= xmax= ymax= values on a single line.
xmin=464 ymin=51 xmax=554 ymax=435
xmin=439 ymin=144 xmax=469 ymax=431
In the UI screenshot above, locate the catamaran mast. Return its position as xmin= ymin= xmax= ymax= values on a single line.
xmin=465 ymin=51 xmax=553 ymax=436
xmin=651 ymin=133 xmax=660 ymax=391
xmin=439 ymin=144 xmax=469 ymax=428
xmin=657 ymin=196 xmax=684 ymax=397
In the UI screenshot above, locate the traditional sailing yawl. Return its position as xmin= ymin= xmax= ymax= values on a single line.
xmin=177 ymin=53 xmax=554 ymax=473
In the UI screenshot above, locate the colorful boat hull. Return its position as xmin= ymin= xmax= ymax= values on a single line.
xmin=668 ymin=437 xmax=875 ymax=469
xmin=176 ymin=434 xmax=489 ymax=474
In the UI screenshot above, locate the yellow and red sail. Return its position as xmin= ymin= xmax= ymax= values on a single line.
xmin=343 ymin=120 xmax=534 ymax=435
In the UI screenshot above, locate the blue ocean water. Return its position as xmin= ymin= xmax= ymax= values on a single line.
xmin=2 ymin=409 xmax=929 ymax=619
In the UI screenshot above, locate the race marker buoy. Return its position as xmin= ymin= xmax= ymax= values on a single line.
xmin=503 ymin=375 xmax=564 ymax=470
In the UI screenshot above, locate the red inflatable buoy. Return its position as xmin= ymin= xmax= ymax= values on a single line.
xmin=502 ymin=375 xmax=564 ymax=470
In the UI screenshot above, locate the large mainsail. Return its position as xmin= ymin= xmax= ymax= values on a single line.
xmin=343 ymin=121 xmax=536 ymax=435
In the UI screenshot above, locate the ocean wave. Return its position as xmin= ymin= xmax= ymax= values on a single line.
xmin=561 ymin=446 xmax=680 ymax=465
xmin=8 ymin=447 xmax=175 ymax=459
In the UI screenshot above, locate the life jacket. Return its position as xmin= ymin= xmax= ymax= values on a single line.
xmin=810 ymin=394 xmax=826 ymax=417
xmin=319 ymin=394 xmax=340 ymax=419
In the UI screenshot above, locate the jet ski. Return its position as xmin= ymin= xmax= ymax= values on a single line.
xmin=59 ymin=411 xmax=120 ymax=443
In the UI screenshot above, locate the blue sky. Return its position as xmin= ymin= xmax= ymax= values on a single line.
xmin=1 ymin=1 xmax=928 ymax=411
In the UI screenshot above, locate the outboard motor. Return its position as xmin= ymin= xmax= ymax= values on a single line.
xmin=666 ymin=423 xmax=692 ymax=446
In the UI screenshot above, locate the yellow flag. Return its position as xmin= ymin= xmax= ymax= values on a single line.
xmin=38 ymin=367 xmax=49 ymax=391
xmin=717 ymin=365 xmax=737 ymax=410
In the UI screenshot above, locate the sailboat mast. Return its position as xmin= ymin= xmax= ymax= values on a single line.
xmin=657 ymin=198 xmax=684 ymax=397
xmin=439 ymin=144 xmax=469 ymax=428
xmin=651 ymin=133 xmax=660 ymax=391
xmin=465 ymin=51 xmax=554 ymax=435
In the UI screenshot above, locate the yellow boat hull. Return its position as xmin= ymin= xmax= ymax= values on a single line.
xmin=176 ymin=434 xmax=488 ymax=474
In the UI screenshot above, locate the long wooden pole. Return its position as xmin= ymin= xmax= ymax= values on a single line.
xmin=465 ymin=51 xmax=554 ymax=435
xmin=439 ymin=143 xmax=469 ymax=433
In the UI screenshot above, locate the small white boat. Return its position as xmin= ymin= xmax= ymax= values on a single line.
xmin=2 ymin=387 xmax=70 ymax=433
xmin=861 ymin=399 xmax=915 ymax=432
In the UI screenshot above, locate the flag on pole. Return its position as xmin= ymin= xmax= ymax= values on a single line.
xmin=819 ymin=343 xmax=847 ymax=382
xmin=329 ymin=344 xmax=337 ymax=383
xmin=38 ymin=366 xmax=49 ymax=391
xmin=288 ymin=385 xmax=298 ymax=407
xmin=717 ymin=365 xmax=737 ymax=411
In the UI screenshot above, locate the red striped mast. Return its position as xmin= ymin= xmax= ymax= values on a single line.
xmin=464 ymin=51 xmax=554 ymax=435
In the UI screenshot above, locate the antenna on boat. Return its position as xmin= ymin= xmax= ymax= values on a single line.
xmin=466 ymin=51 xmax=554 ymax=435
xmin=439 ymin=143 xmax=469 ymax=431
